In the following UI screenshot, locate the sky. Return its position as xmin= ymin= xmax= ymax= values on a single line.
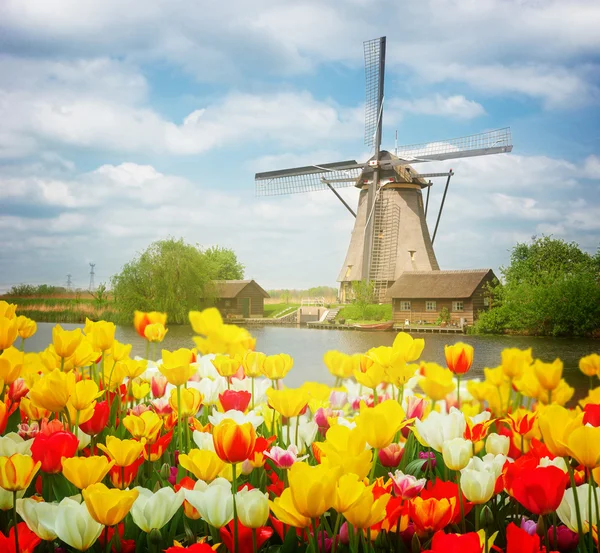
xmin=1 ymin=0 xmax=599 ymax=293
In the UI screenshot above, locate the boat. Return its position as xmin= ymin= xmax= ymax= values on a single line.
xmin=353 ymin=321 xmax=394 ymax=330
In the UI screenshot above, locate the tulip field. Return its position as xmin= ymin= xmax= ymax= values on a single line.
xmin=1 ymin=301 xmax=600 ymax=553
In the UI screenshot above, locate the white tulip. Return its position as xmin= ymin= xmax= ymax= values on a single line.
xmin=0 ymin=488 xmax=25 ymax=511
xmin=54 ymin=497 xmax=104 ymax=551
xmin=236 ymin=488 xmax=269 ymax=528
xmin=16 ymin=498 xmax=58 ymax=541
xmin=442 ymin=438 xmax=473 ymax=471
xmin=478 ymin=454 xmax=509 ymax=478
xmin=131 ymin=487 xmax=185 ymax=533
xmin=192 ymin=431 xmax=216 ymax=451
xmin=194 ymin=355 xmax=220 ymax=379
xmin=190 ymin=377 xmax=227 ymax=406
xmin=232 ymin=376 xmax=272 ymax=405
xmin=538 ymin=456 xmax=568 ymax=473
xmin=460 ymin=463 xmax=495 ymax=504
xmin=185 ymin=478 xmax=233 ymax=528
xmin=0 ymin=433 xmax=33 ymax=456
xmin=287 ymin=416 xmax=318 ymax=452
xmin=557 ymin=484 xmax=597 ymax=534
xmin=414 ymin=408 xmax=466 ymax=452
xmin=485 ymin=433 xmax=510 ymax=456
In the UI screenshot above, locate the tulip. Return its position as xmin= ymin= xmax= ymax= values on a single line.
xmin=0 ymin=454 xmax=41 ymax=491
xmin=62 ymin=456 xmax=115 ymax=489
xmin=408 ymin=496 xmax=456 ymax=536
xmin=83 ymin=483 xmax=139 ymax=526
xmin=460 ymin=461 xmax=496 ymax=504
xmin=220 ymin=520 xmax=273 ymax=553
xmin=379 ymin=443 xmax=404 ymax=467
xmin=31 ymin=430 xmax=78 ymax=473
xmin=88 ymin=321 xmax=116 ymax=353
xmin=131 ymin=380 xmax=150 ymax=400
xmin=160 ymin=348 xmax=196 ymax=386
xmin=318 ymin=425 xmax=372 ymax=479
xmin=344 ymin=486 xmax=390 ymax=529
xmin=267 ymin=388 xmax=309 ymax=419
xmin=110 ymin=340 xmax=132 ymax=362
xmin=269 ymin=488 xmax=311 ymax=528
xmin=169 ymin=387 xmax=203 ymax=418
xmin=579 ymin=353 xmax=600 ymax=377
xmin=219 ymin=390 xmax=252 ymax=412
xmin=79 ymin=400 xmax=109 ymax=435
xmin=97 ymin=436 xmax=144 ymax=467
xmin=444 ymin=342 xmax=474 ymax=375
xmin=52 ymin=325 xmax=83 ymax=360
xmin=144 ymin=322 xmax=168 ymax=343
xmin=0 ymin=347 xmax=23 ymax=385
xmin=538 ymin=404 xmax=580 ymax=458
xmin=119 ymin=358 xmax=148 ymax=379
xmin=123 ymin=411 xmax=163 ymax=443
xmin=442 ymin=437 xmax=473 ymax=471
xmin=288 ymin=462 xmax=339 ymax=518
xmin=213 ymin=419 xmax=256 ymax=464
xmin=0 ymin=316 xmax=18 ymax=351
xmin=414 ymin=408 xmax=466 ymax=452
xmin=184 ymin=478 xmax=234 ymax=528
xmin=243 ymin=351 xmax=266 ymax=378
xmin=323 ymin=350 xmax=359 ymax=380
xmin=211 ymin=354 xmax=243 ymax=378
xmin=0 ymin=434 xmax=33 ymax=457
xmin=29 ymin=369 xmax=75 ymax=412
xmin=501 ymin=348 xmax=533 ymax=379
xmin=0 ymin=301 xmax=17 ymax=319
xmin=557 ymin=484 xmax=597 ymax=534
xmin=533 ymin=358 xmax=563 ymax=392
xmin=236 ymin=488 xmax=269 ymax=528
xmin=130 ymin=487 xmax=185 ymax=532
xmin=263 ymin=444 xmax=306 ymax=469
xmin=353 ymin=363 xmax=385 ymax=390
xmin=506 ymin=463 xmax=568 ymax=515
xmin=54 ymin=496 xmax=104 ymax=551
xmin=16 ymin=316 xmax=37 ymax=341
xmin=334 ymin=473 xmax=367 ymax=513
xmin=425 ymin=530 xmax=483 ymax=552
xmin=70 ymin=379 xmax=103 ymax=412
xmin=151 ymin=374 xmax=168 ymax=398
xmin=262 ymin=353 xmax=293 ymax=380
xmin=583 ymin=404 xmax=600 ymax=426
xmin=393 ymin=332 xmax=425 ymax=363
xmin=485 ymin=433 xmax=510 ymax=456
xmin=179 ymin=449 xmax=225 ymax=482
xmin=560 ymin=425 xmax=600 ymax=468
xmin=134 ymin=311 xmax=167 ymax=339
xmin=388 ymin=470 xmax=426 ymax=500
xmin=419 ymin=363 xmax=456 ymax=401
xmin=0 ymin=522 xmax=41 ymax=553
xmin=16 ymin=498 xmax=58 ymax=541
xmin=356 ymin=399 xmax=406 ymax=450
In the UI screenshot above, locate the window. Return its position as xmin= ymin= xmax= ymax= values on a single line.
xmin=224 ymin=300 xmax=231 ymax=307
xmin=400 ymin=301 xmax=411 ymax=311
xmin=452 ymin=301 xmax=464 ymax=312
xmin=425 ymin=301 xmax=436 ymax=312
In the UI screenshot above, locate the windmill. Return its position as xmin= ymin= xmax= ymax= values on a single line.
xmin=255 ymin=37 xmax=513 ymax=303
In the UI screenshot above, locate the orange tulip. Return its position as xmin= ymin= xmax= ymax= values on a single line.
xmin=213 ymin=419 xmax=256 ymax=464
xmin=444 ymin=342 xmax=474 ymax=375
xmin=0 ymin=454 xmax=41 ymax=491
xmin=134 ymin=311 xmax=167 ymax=339
xmin=408 ymin=496 xmax=456 ymax=536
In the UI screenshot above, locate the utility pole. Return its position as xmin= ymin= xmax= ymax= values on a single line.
xmin=66 ymin=274 xmax=72 ymax=291
xmin=89 ymin=263 xmax=95 ymax=291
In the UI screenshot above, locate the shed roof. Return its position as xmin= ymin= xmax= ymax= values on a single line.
xmin=214 ymin=280 xmax=270 ymax=299
xmin=385 ymin=269 xmax=495 ymax=300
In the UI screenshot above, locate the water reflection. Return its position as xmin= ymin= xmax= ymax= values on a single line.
xmin=27 ymin=323 xmax=597 ymax=393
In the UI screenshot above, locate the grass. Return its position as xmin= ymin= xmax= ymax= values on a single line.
xmin=337 ymin=303 xmax=392 ymax=324
xmin=4 ymin=296 xmax=118 ymax=324
xmin=263 ymin=303 xmax=300 ymax=318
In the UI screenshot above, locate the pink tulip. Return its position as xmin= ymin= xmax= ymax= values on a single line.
xmin=264 ymin=445 xmax=307 ymax=469
xmin=329 ymin=390 xmax=348 ymax=409
xmin=379 ymin=443 xmax=404 ymax=467
xmin=388 ymin=470 xmax=426 ymax=499
xmin=151 ymin=374 xmax=168 ymax=398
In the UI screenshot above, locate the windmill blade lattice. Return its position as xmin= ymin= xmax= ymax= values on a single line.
xmin=364 ymin=38 xmax=385 ymax=148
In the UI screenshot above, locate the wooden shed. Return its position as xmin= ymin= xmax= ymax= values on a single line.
xmin=386 ymin=269 xmax=497 ymax=326
xmin=213 ymin=280 xmax=270 ymax=319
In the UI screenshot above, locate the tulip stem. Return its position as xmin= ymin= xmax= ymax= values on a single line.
xmin=295 ymin=416 xmax=300 ymax=448
xmin=232 ymin=463 xmax=239 ymax=553
xmin=565 ymin=458 xmax=584 ymax=549
xmin=588 ymin=470 xmax=593 ymax=553
xmin=372 ymin=388 xmax=378 ymax=405
xmin=456 ymin=374 xmax=461 ymax=409
xmin=591 ymin=475 xmax=600 ymax=553
xmin=457 ymin=479 xmax=466 ymax=534
xmin=176 ymin=385 xmax=183 ymax=455
xmin=12 ymin=492 xmax=18 ymax=553
xmin=331 ymin=513 xmax=342 ymax=553
xmin=105 ymin=525 xmax=110 ymax=553
xmin=252 ymin=528 xmax=257 ymax=553
xmin=251 ymin=377 xmax=255 ymax=410
xmin=369 ymin=449 xmax=379 ymax=482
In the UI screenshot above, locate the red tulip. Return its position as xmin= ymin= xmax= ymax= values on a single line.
xmin=8 ymin=378 xmax=28 ymax=402
xmin=143 ymin=430 xmax=173 ymax=462
xmin=79 ymin=400 xmax=109 ymax=435
xmin=165 ymin=544 xmax=215 ymax=553
xmin=423 ymin=530 xmax=483 ymax=553
xmin=151 ymin=374 xmax=168 ymax=398
xmin=219 ymin=520 xmax=273 ymax=553
xmin=506 ymin=522 xmax=541 ymax=553
xmin=379 ymin=443 xmax=404 ymax=467
xmin=219 ymin=390 xmax=252 ymax=412
xmin=109 ymin=456 xmax=144 ymax=489
xmin=31 ymin=430 xmax=78 ymax=473
xmin=583 ymin=403 xmax=600 ymax=427
xmin=0 ymin=522 xmax=41 ymax=553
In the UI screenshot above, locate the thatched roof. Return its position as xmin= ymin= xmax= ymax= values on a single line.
xmin=385 ymin=269 xmax=495 ymax=300
xmin=214 ymin=280 xmax=270 ymax=299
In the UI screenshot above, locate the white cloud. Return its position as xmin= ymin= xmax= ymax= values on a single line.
xmin=491 ymin=193 xmax=560 ymax=221
xmin=391 ymin=95 xmax=486 ymax=119
xmin=583 ymin=155 xmax=600 ymax=179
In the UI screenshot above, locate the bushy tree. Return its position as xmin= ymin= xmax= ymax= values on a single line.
xmin=203 ymin=246 xmax=244 ymax=280
xmin=474 ymin=236 xmax=600 ymax=336
xmin=111 ymin=238 xmax=243 ymax=324
xmin=351 ymin=279 xmax=375 ymax=319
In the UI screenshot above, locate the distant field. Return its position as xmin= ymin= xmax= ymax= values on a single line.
xmin=2 ymin=296 xmax=116 ymax=323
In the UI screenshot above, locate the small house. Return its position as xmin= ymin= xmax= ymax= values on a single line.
xmin=386 ymin=269 xmax=496 ymax=327
xmin=213 ymin=280 xmax=270 ymax=319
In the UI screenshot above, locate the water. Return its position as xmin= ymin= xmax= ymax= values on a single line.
xmin=26 ymin=323 xmax=598 ymax=393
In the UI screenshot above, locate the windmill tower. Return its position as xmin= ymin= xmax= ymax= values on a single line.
xmin=255 ymin=37 xmax=513 ymax=303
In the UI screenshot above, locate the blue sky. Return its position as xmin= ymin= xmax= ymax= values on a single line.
xmin=0 ymin=0 xmax=599 ymax=292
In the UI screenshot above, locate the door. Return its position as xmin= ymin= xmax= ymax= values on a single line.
xmin=241 ymin=297 xmax=250 ymax=318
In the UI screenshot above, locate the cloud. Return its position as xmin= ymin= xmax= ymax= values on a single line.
xmin=491 ymin=193 xmax=560 ymax=221
xmin=390 ymin=95 xmax=485 ymax=119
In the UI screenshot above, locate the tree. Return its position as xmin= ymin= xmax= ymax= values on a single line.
xmin=111 ymin=238 xmax=241 ymax=324
xmin=474 ymin=236 xmax=600 ymax=336
xmin=203 ymin=246 xmax=244 ymax=280
xmin=351 ymin=279 xmax=375 ymax=320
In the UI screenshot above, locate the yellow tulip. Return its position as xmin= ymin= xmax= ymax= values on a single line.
xmin=288 ymin=462 xmax=339 ymax=518
xmin=354 ymin=364 xmax=385 ymax=389
xmin=580 ymin=387 xmax=600 ymax=408
xmin=16 ymin=316 xmax=37 ymax=340
xmin=534 ymin=358 xmax=563 ymax=391
xmin=20 ymin=397 xmax=51 ymax=422
xmin=267 ymin=388 xmax=309 ymax=419
xmin=134 ymin=311 xmax=167 ymax=339
xmin=102 ymin=361 xmax=126 ymax=391
xmin=169 ymin=387 xmax=203 ymax=418
xmin=179 ymin=449 xmax=225 ymax=482
xmin=110 ymin=340 xmax=132 ymax=362
xmin=39 ymin=346 xmax=60 ymax=372
xmin=119 ymin=358 xmax=147 ymax=379
xmin=501 ymin=348 xmax=532 ymax=379
xmin=97 ymin=436 xmax=144 ymax=467
xmin=392 ymin=332 xmax=425 ymax=363
xmin=538 ymin=379 xmax=574 ymax=406
xmin=356 ymin=400 xmax=406 ymax=450
xmin=189 ymin=307 xmax=223 ymax=336
xmin=0 ymin=301 xmax=17 ymax=320
xmin=211 ymin=355 xmax=242 ymax=378
xmin=319 ymin=425 xmax=373 ymax=480
xmin=269 ymin=488 xmax=311 ymax=528
xmin=69 ymin=379 xmax=103 ymax=412
xmin=67 ymin=340 xmax=97 ymax=369
xmin=538 ymin=405 xmax=581 ymax=458
xmin=262 ymin=354 xmax=293 ymax=380
xmin=561 ymin=426 xmax=600 ymax=469
xmin=243 ymin=351 xmax=266 ymax=378
xmin=0 ymin=347 xmax=23 ymax=385
xmin=194 ymin=324 xmax=256 ymax=357
xmin=419 ymin=363 xmax=455 ymax=402
xmin=323 ymin=351 xmax=359 ymax=380
xmin=514 ymin=365 xmax=541 ymax=399
xmin=131 ymin=380 xmax=150 ymax=400
xmin=484 ymin=366 xmax=506 ymax=387
xmin=0 ymin=454 xmax=41 ymax=491
xmin=52 ymin=325 xmax=83 ymax=359
xmin=344 ymin=486 xmax=390 ymax=529
xmin=0 ymin=316 xmax=18 ymax=351
xmin=334 ymin=473 xmax=366 ymax=513
xmin=123 ymin=411 xmax=163 ymax=443
xmin=144 ymin=323 xmax=168 ymax=343
xmin=579 ymin=354 xmax=600 ymax=377
xmin=160 ymin=349 xmax=195 ymax=386
xmin=62 ymin=456 xmax=115 ymax=489
xmin=87 ymin=321 xmax=116 ymax=352
xmin=29 ymin=369 xmax=75 ymax=412
xmin=82 ymin=483 xmax=139 ymax=526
